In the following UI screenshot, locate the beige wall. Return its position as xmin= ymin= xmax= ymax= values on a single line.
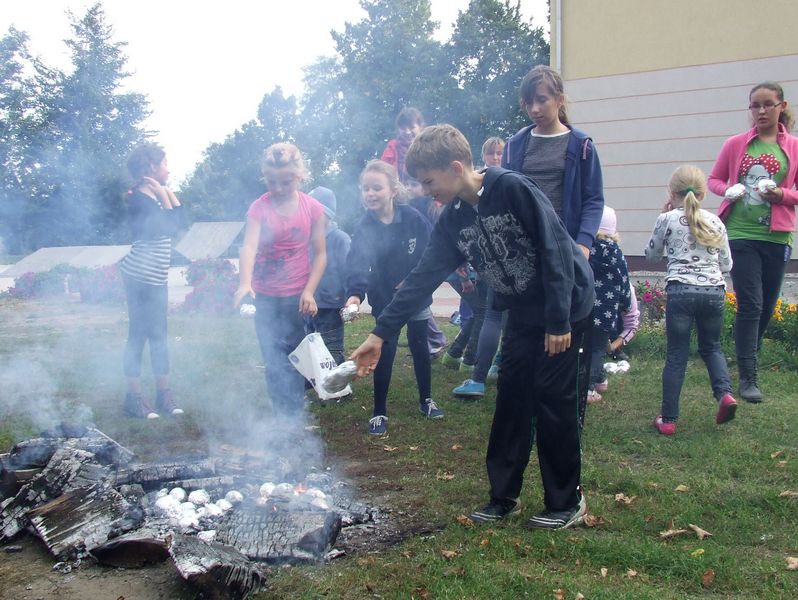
xmin=552 ymin=0 xmax=798 ymax=80
xmin=549 ymin=0 xmax=798 ymax=257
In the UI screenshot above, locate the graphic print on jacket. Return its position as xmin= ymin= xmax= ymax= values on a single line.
xmin=456 ymin=208 xmax=536 ymax=296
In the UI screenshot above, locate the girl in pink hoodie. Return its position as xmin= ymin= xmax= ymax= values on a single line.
xmin=708 ymin=81 xmax=798 ymax=403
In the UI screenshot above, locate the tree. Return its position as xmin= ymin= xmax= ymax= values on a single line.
xmin=30 ymin=3 xmax=150 ymax=248
xmin=181 ymin=87 xmax=299 ymax=221
xmin=443 ymin=0 xmax=549 ymax=157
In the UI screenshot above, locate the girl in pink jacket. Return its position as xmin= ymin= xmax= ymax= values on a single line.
xmin=708 ymin=81 xmax=798 ymax=403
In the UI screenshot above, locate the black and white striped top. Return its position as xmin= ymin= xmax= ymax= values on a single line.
xmin=120 ymin=190 xmax=184 ymax=286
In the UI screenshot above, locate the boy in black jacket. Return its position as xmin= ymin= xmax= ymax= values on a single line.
xmin=350 ymin=125 xmax=595 ymax=529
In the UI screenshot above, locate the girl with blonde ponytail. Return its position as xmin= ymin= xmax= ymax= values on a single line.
xmin=645 ymin=165 xmax=736 ymax=436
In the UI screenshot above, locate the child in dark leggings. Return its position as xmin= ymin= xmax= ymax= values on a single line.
xmin=346 ymin=160 xmax=442 ymax=436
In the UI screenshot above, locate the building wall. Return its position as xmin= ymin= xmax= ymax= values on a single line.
xmin=550 ymin=0 xmax=798 ymax=258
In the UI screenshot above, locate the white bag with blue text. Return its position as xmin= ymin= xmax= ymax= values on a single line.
xmin=289 ymin=333 xmax=352 ymax=401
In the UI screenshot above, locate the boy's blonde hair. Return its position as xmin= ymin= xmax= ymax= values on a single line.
xmin=406 ymin=124 xmax=473 ymax=177
xmin=481 ymin=136 xmax=505 ymax=157
xmin=668 ymin=165 xmax=724 ymax=248
xmin=261 ymin=142 xmax=309 ymax=181
xmin=360 ymin=159 xmax=408 ymax=204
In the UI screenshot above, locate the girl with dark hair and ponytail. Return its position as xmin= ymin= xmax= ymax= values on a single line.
xmin=708 ymin=81 xmax=798 ymax=403
xmin=646 ymin=166 xmax=735 ymax=436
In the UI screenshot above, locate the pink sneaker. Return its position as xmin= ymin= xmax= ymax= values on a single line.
xmin=654 ymin=416 xmax=676 ymax=436
xmin=595 ymin=379 xmax=609 ymax=393
xmin=586 ymin=389 xmax=602 ymax=403
xmin=716 ymin=393 xmax=737 ymax=424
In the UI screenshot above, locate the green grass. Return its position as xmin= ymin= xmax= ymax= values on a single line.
xmin=1 ymin=298 xmax=797 ymax=599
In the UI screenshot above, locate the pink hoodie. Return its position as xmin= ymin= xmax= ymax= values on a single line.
xmin=708 ymin=124 xmax=798 ymax=233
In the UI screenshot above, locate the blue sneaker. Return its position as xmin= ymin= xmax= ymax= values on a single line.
xmin=368 ymin=415 xmax=387 ymax=435
xmin=487 ymin=365 xmax=499 ymax=381
xmin=420 ymin=399 xmax=444 ymax=419
xmin=453 ymin=379 xmax=485 ymax=398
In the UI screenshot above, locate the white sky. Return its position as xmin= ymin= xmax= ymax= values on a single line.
xmin=1 ymin=1 xmax=549 ymax=183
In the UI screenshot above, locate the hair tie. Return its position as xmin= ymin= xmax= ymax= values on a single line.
xmin=684 ymin=187 xmax=695 ymax=194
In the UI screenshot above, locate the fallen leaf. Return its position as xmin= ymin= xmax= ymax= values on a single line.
xmin=702 ymin=568 xmax=716 ymax=588
xmin=480 ymin=538 xmax=490 ymax=547
xmin=688 ymin=524 xmax=713 ymax=540
xmin=631 ymin=438 xmax=643 ymax=444
xmin=615 ymin=493 xmax=637 ymax=506
xmin=402 ymin=551 xmax=413 ymax=559
xmin=659 ymin=528 xmax=689 ymax=540
xmin=691 ymin=548 xmax=705 ymax=557
xmin=675 ymin=484 xmax=690 ymax=493
xmin=626 ymin=569 xmax=638 ymax=578
xmin=575 ymin=594 xmax=585 ymax=600
xmin=779 ymin=490 xmax=798 ymax=498
xmin=409 ymin=446 xmax=419 ymax=451
xmin=583 ymin=514 xmax=605 ymax=528
xmin=484 ymin=529 xmax=496 ymax=536
xmin=771 ymin=450 xmax=784 ymax=459
xmin=455 ymin=514 xmax=474 ymax=526
xmin=600 ymin=567 xmax=608 ymax=578
xmin=645 ymin=481 xmax=660 ymax=489
xmin=451 ymin=444 xmax=463 ymax=451
xmin=412 ymin=588 xmax=429 ymax=600
xmin=383 ymin=445 xmax=398 ymax=452
xmin=787 ymin=557 xmax=798 ymax=570
xmin=436 ymin=471 xmax=455 ymax=481
xmin=365 ymin=583 xmax=375 ymax=593
xmin=553 ymin=589 xmax=566 ymax=600
xmin=778 ymin=460 xmax=787 ymax=467
xmin=440 ymin=549 xmax=460 ymax=560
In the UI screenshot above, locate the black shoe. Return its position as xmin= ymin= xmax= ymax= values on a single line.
xmin=526 ymin=495 xmax=587 ymax=530
xmin=611 ymin=349 xmax=629 ymax=362
xmin=470 ymin=498 xmax=521 ymax=522
xmin=739 ymin=378 xmax=763 ymax=403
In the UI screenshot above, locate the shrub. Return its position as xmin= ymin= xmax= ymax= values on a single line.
xmin=5 ymin=265 xmax=76 ymax=299
xmin=182 ymin=258 xmax=238 ymax=315
xmin=634 ymin=279 xmax=666 ymax=323
xmin=75 ymin=264 xmax=126 ymax=304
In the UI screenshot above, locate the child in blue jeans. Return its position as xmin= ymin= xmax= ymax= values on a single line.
xmin=645 ymin=165 xmax=736 ymax=435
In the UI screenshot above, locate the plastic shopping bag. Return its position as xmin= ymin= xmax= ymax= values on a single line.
xmin=289 ymin=333 xmax=352 ymax=401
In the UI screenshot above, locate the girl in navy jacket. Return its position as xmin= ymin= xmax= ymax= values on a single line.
xmin=345 ymin=160 xmax=442 ymax=435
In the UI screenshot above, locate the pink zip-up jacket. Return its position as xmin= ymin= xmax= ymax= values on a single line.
xmin=708 ymin=124 xmax=798 ymax=234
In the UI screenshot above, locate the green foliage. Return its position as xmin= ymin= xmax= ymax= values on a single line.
xmin=181 ymin=258 xmax=238 ymax=315
xmin=634 ymin=279 xmax=666 ymax=324
xmin=0 ymin=3 xmax=150 ymax=253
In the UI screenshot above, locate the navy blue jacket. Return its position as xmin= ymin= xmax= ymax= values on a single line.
xmin=312 ymin=221 xmax=351 ymax=309
xmin=502 ymin=124 xmax=604 ymax=250
xmin=345 ymin=203 xmax=432 ymax=318
xmin=373 ymin=168 xmax=594 ymax=341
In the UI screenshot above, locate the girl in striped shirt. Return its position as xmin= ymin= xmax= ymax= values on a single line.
xmin=121 ymin=143 xmax=185 ymax=419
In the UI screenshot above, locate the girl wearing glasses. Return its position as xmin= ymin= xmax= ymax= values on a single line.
xmin=708 ymin=81 xmax=798 ymax=403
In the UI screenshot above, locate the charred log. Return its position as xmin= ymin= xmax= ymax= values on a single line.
xmin=26 ymin=483 xmax=131 ymax=559
xmin=163 ymin=476 xmax=235 ymax=493
xmin=0 ymin=448 xmax=112 ymax=542
xmin=92 ymin=527 xmax=170 ymax=567
xmin=115 ymin=459 xmax=218 ymax=489
xmin=216 ymin=504 xmax=342 ymax=563
xmin=168 ymin=533 xmax=267 ymax=600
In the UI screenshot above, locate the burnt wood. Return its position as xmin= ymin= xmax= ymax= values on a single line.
xmin=168 ymin=533 xmax=267 ymax=600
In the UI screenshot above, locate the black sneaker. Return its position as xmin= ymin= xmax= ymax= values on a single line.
xmin=739 ymin=378 xmax=763 ymax=403
xmin=470 ymin=498 xmax=521 ymax=522
xmin=124 ymin=392 xmax=159 ymax=420
xmin=526 ymin=494 xmax=587 ymax=530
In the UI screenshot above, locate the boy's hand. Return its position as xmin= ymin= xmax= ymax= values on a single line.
xmin=544 ymin=332 xmax=571 ymax=356
xmin=345 ymin=296 xmax=362 ymax=309
xmin=578 ymin=244 xmax=590 ymax=259
xmin=350 ymin=334 xmax=384 ymax=377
